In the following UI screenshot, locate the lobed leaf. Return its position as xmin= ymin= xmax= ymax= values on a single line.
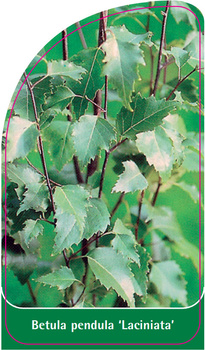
xmin=117 ymin=94 xmax=178 ymax=139
xmin=149 ymin=261 xmax=187 ymax=306
xmin=36 ymin=266 xmax=79 ymax=290
xmin=72 ymin=115 xmax=116 ymax=167
xmin=88 ymin=247 xmax=135 ymax=307
xmin=112 ymin=160 xmax=148 ymax=193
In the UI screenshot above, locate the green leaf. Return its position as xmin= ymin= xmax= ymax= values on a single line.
xmin=130 ymin=246 xmax=150 ymax=301
xmin=43 ymin=86 xmax=75 ymax=111
xmin=169 ymin=47 xmax=190 ymax=73
xmin=6 ymin=252 xmax=37 ymax=285
xmin=149 ymin=261 xmax=187 ymax=306
xmin=53 ymin=185 xmax=90 ymax=254
xmin=88 ymin=247 xmax=135 ymax=307
xmin=170 ymin=2 xmax=197 ymax=30
xmin=72 ymin=115 xmax=116 ymax=167
xmin=5 ymin=163 xmax=41 ymax=199
xmin=102 ymin=26 xmax=145 ymax=110
xmin=117 ymin=94 xmax=178 ymax=139
xmin=6 ymin=117 xmax=39 ymax=161
xmin=184 ymin=31 xmax=204 ymax=70
xmin=42 ymin=120 xmax=74 ymax=170
xmin=20 ymin=219 xmax=44 ymax=247
xmin=70 ymin=48 xmax=104 ymax=119
xmin=112 ymin=160 xmax=148 ymax=193
xmin=183 ymin=133 xmax=204 ymax=172
xmin=36 ymin=266 xmax=79 ymax=290
xmin=136 ymin=126 xmax=174 ymax=181
xmin=17 ymin=180 xmax=49 ymax=214
xmin=112 ymin=219 xmax=140 ymax=266
xmin=83 ymin=198 xmax=110 ymax=240
xmin=47 ymin=60 xmax=86 ymax=80
xmin=174 ymin=181 xmax=199 ymax=203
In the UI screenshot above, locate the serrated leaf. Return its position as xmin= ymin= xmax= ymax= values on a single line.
xmin=17 ymin=181 xmax=49 ymax=214
xmin=117 ymin=94 xmax=178 ymax=139
xmin=6 ymin=117 xmax=39 ymax=161
xmin=149 ymin=261 xmax=187 ymax=306
xmin=69 ymin=48 xmax=104 ymax=119
xmin=88 ymin=247 xmax=135 ymax=307
xmin=151 ymin=231 xmax=171 ymax=262
xmin=47 ymin=60 xmax=86 ymax=80
xmin=42 ymin=120 xmax=74 ymax=170
xmin=170 ymin=47 xmax=190 ymax=71
xmin=43 ymin=86 xmax=75 ymax=111
xmin=102 ymin=26 xmax=145 ymax=110
xmin=183 ymin=133 xmax=204 ymax=172
xmin=112 ymin=160 xmax=148 ymax=193
xmin=148 ymin=205 xmax=200 ymax=272
xmin=184 ymin=31 xmax=204 ymax=70
xmin=20 ymin=219 xmax=44 ymax=247
xmin=72 ymin=115 xmax=116 ymax=166
xmin=170 ymin=2 xmax=197 ymax=30
xmin=53 ymin=185 xmax=90 ymax=254
xmin=5 ymin=163 xmax=42 ymax=199
xmin=130 ymin=246 xmax=150 ymax=301
xmin=83 ymin=198 xmax=110 ymax=240
xmin=174 ymin=91 xmax=201 ymax=114
xmin=136 ymin=126 xmax=174 ymax=181
xmin=36 ymin=266 xmax=79 ymax=290
xmin=112 ymin=219 xmax=140 ymax=266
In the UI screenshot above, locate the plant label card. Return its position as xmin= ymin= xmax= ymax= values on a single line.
xmin=1 ymin=1 xmax=204 ymax=349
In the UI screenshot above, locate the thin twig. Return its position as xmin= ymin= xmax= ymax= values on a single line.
xmin=166 ymin=67 xmax=198 ymax=101
xmin=26 ymin=280 xmax=37 ymax=305
xmin=25 ymin=157 xmax=62 ymax=187
xmin=62 ymin=29 xmax=68 ymax=60
xmin=151 ymin=176 xmax=162 ymax=207
xmin=152 ymin=1 xmax=170 ymax=96
xmin=73 ymin=156 xmax=84 ymax=184
xmin=110 ymin=192 xmax=125 ymax=219
xmin=75 ymin=21 xmax=88 ymax=49
xmin=40 ymin=217 xmax=56 ymax=226
xmin=135 ymin=190 xmax=145 ymax=241
xmin=72 ymin=286 xmax=86 ymax=307
xmin=109 ymin=138 xmax=128 ymax=153
xmin=104 ymin=75 xmax=108 ymax=120
xmin=98 ymin=151 xmax=109 ymax=198
xmin=24 ymin=72 xmax=56 ymax=215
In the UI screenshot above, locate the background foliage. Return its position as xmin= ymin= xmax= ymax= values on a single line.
xmin=2 ymin=1 xmax=204 ymax=308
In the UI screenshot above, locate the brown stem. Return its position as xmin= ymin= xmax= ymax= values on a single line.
xmin=25 ymin=157 xmax=62 ymax=187
xmin=104 ymin=75 xmax=108 ymax=120
xmin=135 ymin=190 xmax=145 ymax=240
xmin=24 ymin=73 xmax=56 ymax=215
xmin=62 ymin=29 xmax=68 ymax=60
xmin=152 ymin=1 xmax=170 ymax=96
xmin=166 ymin=67 xmax=198 ymax=101
xmin=109 ymin=138 xmax=128 ymax=153
xmin=151 ymin=176 xmax=162 ymax=207
xmin=73 ymin=155 xmax=84 ymax=183
xmin=75 ymin=21 xmax=88 ymax=49
xmin=163 ymin=35 xmax=168 ymax=84
xmin=26 ymin=280 xmax=37 ymax=305
xmin=98 ymin=151 xmax=109 ymax=198
xmin=110 ymin=192 xmax=125 ymax=218
xmin=72 ymin=286 xmax=86 ymax=307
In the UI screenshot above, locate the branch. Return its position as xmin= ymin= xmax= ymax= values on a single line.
xmin=166 ymin=66 xmax=199 ymax=101
xmin=109 ymin=138 xmax=128 ymax=153
xmin=135 ymin=190 xmax=145 ymax=240
xmin=98 ymin=151 xmax=109 ymax=198
xmin=152 ymin=1 xmax=170 ymax=96
xmin=62 ymin=29 xmax=68 ymax=60
xmin=25 ymin=157 xmax=62 ymax=187
xmin=75 ymin=21 xmax=88 ymax=49
xmin=26 ymin=280 xmax=37 ymax=305
xmin=151 ymin=176 xmax=162 ymax=206
xmin=110 ymin=192 xmax=125 ymax=219
xmin=24 ymin=73 xmax=56 ymax=215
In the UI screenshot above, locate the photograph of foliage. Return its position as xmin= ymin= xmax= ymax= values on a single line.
xmin=2 ymin=1 xmax=204 ymax=308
